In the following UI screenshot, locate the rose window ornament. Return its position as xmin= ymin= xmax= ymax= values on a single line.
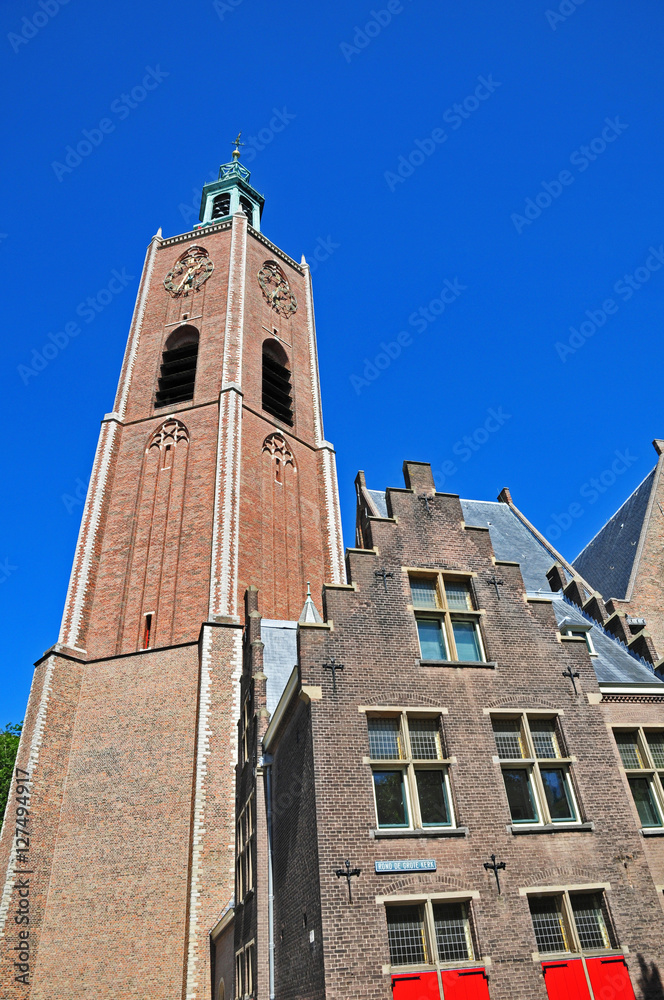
xmin=164 ymin=246 xmax=214 ymax=298
xmin=257 ymin=260 xmax=297 ymax=317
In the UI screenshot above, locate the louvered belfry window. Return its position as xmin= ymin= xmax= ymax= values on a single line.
xmin=155 ymin=326 xmax=199 ymax=408
xmin=211 ymin=193 xmax=231 ymax=220
xmin=262 ymin=340 xmax=293 ymax=425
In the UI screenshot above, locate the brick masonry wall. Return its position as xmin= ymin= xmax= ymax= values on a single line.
xmin=0 ymin=653 xmax=84 ymax=996
xmin=271 ymin=694 xmax=326 ymax=1000
xmin=279 ymin=465 xmax=664 ymax=1000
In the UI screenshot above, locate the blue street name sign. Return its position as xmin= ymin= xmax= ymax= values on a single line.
xmin=374 ymin=859 xmax=437 ymax=873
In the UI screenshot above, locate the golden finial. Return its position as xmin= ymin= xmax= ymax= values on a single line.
xmin=232 ymin=131 xmax=245 ymax=160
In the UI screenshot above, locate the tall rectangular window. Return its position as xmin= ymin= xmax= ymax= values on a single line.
xmin=613 ymin=727 xmax=664 ymax=829
xmin=410 ymin=574 xmax=485 ymax=663
xmin=492 ymin=714 xmax=579 ymax=827
xmin=367 ymin=713 xmax=454 ymax=830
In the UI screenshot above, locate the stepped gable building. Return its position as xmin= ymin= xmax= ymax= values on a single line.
xmin=0 ymin=148 xmax=344 ymax=998
xmin=572 ymin=440 xmax=664 ymax=660
xmin=234 ymin=462 xmax=664 ymax=1000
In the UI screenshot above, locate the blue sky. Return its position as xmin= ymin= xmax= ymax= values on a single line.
xmin=1 ymin=0 xmax=663 ymax=722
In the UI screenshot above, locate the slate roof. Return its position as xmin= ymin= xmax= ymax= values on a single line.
xmin=364 ymin=489 xmax=661 ymax=687
xmin=261 ymin=619 xmax=298 ymax=716
xmin=572 ymin=468 xmax=657 ymax=601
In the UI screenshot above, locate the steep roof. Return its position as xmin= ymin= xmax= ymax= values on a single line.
xmin=572 ymin=468 xmax=657 ymax=601
xmin=364 ymin=489 xmax=661 ymax=688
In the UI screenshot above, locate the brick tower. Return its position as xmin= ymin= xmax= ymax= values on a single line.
xmin=0 ymin=146 xmax=344 ymax=998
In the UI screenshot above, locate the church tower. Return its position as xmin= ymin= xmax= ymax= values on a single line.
xmin=0 ymin=147 xmax=344 ymax=998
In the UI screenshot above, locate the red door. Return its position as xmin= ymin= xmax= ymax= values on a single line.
xmin=441 ymin=967 xmax=491 ymax=999
xmin=391 ymin=971 xmax=441 ymax=1000
xmin=586 ymin=957 xmax=637 ymax=1000
xmin=542 ymin=959 xmax=592 ymax=999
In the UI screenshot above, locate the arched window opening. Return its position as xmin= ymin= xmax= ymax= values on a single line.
xmin=262 ymin=340 xmax=293 ymax=425
xmin=211 ymin=193 xmax=231 ymax=221
xmin=239 ymin=196 xmax=254 ymax=225
xmin=155 ymin=325 xmax=199 ymax=408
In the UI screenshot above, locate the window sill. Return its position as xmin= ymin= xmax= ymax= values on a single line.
xmin=641 ymin=827 xmax=664 ymax=837
xmin=418 ymin=659 xmax=497 ymax=669
xmin=509 ymin=821 xmax=594 ymax=835
xmin=371 ymin=826 xmax=469 ymax=839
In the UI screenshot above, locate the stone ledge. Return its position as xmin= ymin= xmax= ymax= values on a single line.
xmin=370 ymin=827 xmax=469 ymax=839
xmin=418 ymin=659 xmax=497 ymax=670
xmin=509 ymin=822 xmax=594 ymax=835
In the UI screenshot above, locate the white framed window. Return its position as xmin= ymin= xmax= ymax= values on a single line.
xmin=410 ymin=574 xmax=485 ymax=663
xmin=368 ymin=713 xmax=455 ymax=830
xmin=492 ymin=714 xmax=581 ymax=827
xmin=613 ymin=727 xmax=664 ymax=829
xmin=385 ymin=897 xmax=476 ymax=968
xmin=527 ymin=890 xmax=615 ymax=956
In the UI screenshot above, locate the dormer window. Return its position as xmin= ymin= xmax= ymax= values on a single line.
xmin=262 ymin=340 xmax=293 ymax=426
xmin=211 ymin=193 xmax=231 ymax=221
xmin=155 ymin=325 xmax=199 ymax=408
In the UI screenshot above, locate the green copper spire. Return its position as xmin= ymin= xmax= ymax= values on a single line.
xmin=196 ymin=132 xmax=265 ymax=231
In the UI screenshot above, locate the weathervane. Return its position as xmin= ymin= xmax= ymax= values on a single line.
xmin=232 ymin=131 xmax=245 ymax=159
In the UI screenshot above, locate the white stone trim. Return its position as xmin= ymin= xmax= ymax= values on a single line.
xmin=302 ymin=262 xmax=324 ymax=447
xmin=58 ymin=418 xmax=118 ymax=648
xmin=0 ymin=655 xmax=56 ymax=938
xmin=185 ymin=627 xmax=242 ymax=999
xmin=320 ymin=444 xmax=345 ymax=584
xmin=209 ymin=215 xmax=246 ymax=618
xmin=115 ymin=234 xmax=160 ymax=420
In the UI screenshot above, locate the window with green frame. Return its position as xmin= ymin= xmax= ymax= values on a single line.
xmin=614 ymin=728 xmax=664 ymax=829
xmin=368 ymin=713 xmax=455 ymax=830
xmin=492 ymin=714 xmax=581 ymax=826
xmin=410 ymin=574 xmax=485 ymax=663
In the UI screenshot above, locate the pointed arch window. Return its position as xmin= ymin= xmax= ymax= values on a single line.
xmin=155 ymin=325 xmax=199 ymax=408
xmin=262 ymin=340 xmax=293 ymax=426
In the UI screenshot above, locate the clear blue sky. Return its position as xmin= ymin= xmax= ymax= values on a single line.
xmin=1 ymin=0 xmax=663 ymax=722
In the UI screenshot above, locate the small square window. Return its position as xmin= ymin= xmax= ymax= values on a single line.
xmin=530 ymin=720 xmax=561 ymax=760
xmin=615 ymin=732 xmax=643 ymax=769
xmin=646 ymin=731 xmax=664 ymax=769
xmin=570 ymin=893 xmax=612 ymax=951
xmin=529 ymin=896 xmax=568 ymax=954
xmin=493 ymin=720 xmax=526 ymax=759
xmin=410 ymin=577 xmax=440 ymax=609
xmin=386 ymin=905 xmax=428 ymax=965
xmin=445 ymin=579 xmax=473 ymax=609
xmin=433 ymin=902 xmax=473 ymax=961
xmin=368 ymin=717 xmax=404 ymax=759
xmin=408 ymin=718 xmax=443 ymax=760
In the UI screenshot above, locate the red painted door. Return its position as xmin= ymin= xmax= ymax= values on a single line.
xmin=586 ymin=957 xmax=636 ymax=1000
xmin=391 ymin=971 xmax=441 ymax=1000
xmin=542 ymin=959 xmax=592 ymax=999
xmin=441 ymin=967 xmax=490 ymax=999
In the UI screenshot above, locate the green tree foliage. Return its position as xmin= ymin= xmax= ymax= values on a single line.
xmin=0 ymin=722 xmax=23 ymax=826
